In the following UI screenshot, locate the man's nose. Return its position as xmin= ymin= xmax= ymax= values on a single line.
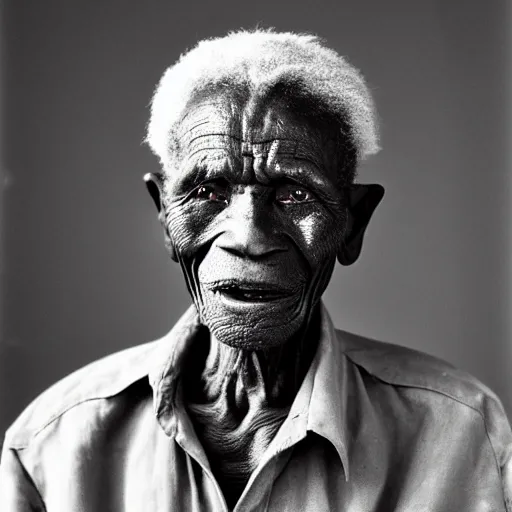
xmin=218 ymin=190 xmax=288 ymax=259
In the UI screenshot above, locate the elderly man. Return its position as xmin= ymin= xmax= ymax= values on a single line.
xmin=1 ymin=29 xmax=512 ymax=511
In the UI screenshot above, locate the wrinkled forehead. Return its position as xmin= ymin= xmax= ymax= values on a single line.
xmin=173 ymin=93 xmax=341 ymax=182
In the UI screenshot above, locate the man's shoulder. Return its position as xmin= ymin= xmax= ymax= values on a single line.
xmin=336 ymin=328 xmax=504 ymax=417
xmin=4 ymin=340 xmax=159 ymax=449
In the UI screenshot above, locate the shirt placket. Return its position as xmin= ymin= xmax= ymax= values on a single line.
xmin=233 ymin=411 xmax=309 ymax=512
xmin=174 ymin=407 xmax=229 ymax=512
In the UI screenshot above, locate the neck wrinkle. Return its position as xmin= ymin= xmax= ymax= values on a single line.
xmin=192 ymin=305 xmax=321 ymax=417
xmin=182 ymin=305 xmax=321 ymax=509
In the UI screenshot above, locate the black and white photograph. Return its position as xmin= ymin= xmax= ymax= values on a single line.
xmin=0 ymin=1 xmax=511 ymax=510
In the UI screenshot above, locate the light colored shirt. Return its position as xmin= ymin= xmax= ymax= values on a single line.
xmin=2 ymin=304 xmax=512 ymax=511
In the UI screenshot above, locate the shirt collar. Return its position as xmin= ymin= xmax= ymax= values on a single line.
xmin=148 ymin=305 xmax=203 ymax=437
xmin=148 ymin=302 xmax=350 ymax=479
xmin=306 ymin=302 xmax=350 ymax=479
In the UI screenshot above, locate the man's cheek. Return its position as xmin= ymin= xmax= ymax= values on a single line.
xmin=293 ymin=211 xmax=342 ymax=265
xmin=165 ymin=204 xmax=219 ymax=258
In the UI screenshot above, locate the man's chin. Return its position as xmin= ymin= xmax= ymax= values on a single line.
xmin=196 ymin=291 xmax=304 ymax=350
xmin=210 ymin=324 xmax=302 ymax=350
xmin=199 ymin=294 xmax=305 ymax=350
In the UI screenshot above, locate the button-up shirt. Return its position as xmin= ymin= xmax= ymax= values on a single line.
xmin=2 ymin=304 xmax=512 ymax=511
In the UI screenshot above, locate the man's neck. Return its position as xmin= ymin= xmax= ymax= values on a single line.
xmin=183 ymin=306 xmax=320 ymax=508
xmin=204 ymin=335 xmax=315 ymax=408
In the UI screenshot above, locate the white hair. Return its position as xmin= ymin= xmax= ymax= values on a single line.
xmin=145 ymin=29 xmax=380 ymax=171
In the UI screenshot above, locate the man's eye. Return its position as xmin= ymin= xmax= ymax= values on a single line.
xmin=275 ymin=185 xmax=315 ymax=205
xmin=194 ymin=182 xmax=230 ymax=204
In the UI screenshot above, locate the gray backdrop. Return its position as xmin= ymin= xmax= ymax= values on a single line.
xmin=1 ymin=0 xmax=511 ymax=439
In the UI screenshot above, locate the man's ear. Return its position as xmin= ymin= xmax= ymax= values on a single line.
xmin=337 ymin=184 xmax=384 ymax=266
xmin=144 ymin=172 xmax=165 ymax=213
xmin=143 ymin=172 xmax=178 ymax=262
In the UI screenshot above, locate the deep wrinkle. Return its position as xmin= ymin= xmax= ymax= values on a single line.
xmin=172 ymin=138 xmax=342 ymax=209
xmin=170 ymin=95 xmax=344 ymax=202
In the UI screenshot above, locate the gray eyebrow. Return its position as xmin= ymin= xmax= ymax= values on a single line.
xmin=263 ymin=157 xmax=340 ymax=203
xmin=173 ymin=154 xmax=235 ymax=195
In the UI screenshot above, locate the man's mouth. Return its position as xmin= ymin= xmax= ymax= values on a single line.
xmin=210 ymin=281 xmax=295 ymax=303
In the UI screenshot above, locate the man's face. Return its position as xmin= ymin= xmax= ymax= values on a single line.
xmin=161 ymin=94 xmax=347 ymax=349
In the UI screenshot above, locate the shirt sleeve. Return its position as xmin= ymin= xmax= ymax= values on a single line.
xmin=0 ymin=442 xmax=46 ymax=512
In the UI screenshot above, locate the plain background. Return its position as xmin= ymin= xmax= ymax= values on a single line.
xmin=0 ymin=1 xmax=511 ymax=440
